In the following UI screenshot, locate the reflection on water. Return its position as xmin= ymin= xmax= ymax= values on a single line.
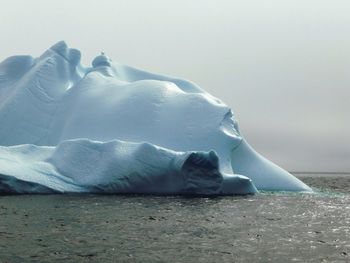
xmin=0 ymin=175 xmax=349 ymax=262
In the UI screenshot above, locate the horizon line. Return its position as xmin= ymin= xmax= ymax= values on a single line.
xmin=290 ymin=171 xmax=350 ymax=174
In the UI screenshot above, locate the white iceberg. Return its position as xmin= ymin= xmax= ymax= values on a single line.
xmin=0 ymin=41 xmax=311 ymax=195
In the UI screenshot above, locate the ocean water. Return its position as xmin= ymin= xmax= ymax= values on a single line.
xmin=0 ymin=174 xmax=349 ymax=262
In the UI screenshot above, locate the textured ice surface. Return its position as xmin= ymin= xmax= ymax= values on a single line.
xmin=0 ymin=41 xmax=311 ymax=194
xmin=0 ymin=139 xmax=256 ymax=195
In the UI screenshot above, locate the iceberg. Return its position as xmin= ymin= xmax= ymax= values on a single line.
xmin=0 ymin=41 xmax=311 ymax=195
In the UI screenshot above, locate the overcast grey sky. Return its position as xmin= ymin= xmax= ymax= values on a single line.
xmin=1 ymin=0 xmax=349 ymax=172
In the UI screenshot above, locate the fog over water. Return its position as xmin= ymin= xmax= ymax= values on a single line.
xmin=1 ymin=0 xmax=349 ymax=172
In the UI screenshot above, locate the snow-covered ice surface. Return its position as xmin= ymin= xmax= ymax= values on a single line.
xmin=0 ymin=41 xmax=311 ymax=194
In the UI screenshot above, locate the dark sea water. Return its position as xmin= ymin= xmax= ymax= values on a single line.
xmin=0 ymin=174 xmax=349 ymax=263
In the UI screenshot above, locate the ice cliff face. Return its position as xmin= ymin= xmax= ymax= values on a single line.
xmin=0 ymin=139 xmax=256 ymax=195
xmin=0 ymin=41 xmax=311 ymax=194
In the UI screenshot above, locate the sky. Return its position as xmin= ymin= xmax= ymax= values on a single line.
xmin=1 ymin=0 xmax=349 ymax=172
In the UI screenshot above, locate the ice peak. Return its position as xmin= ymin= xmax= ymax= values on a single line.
xmin=92 ymin=52 xmax=112 ymax=68
xmin=46 ymin=41 xmax=81 ymax=65
xmin=50 ymin=40 xmax=68 ymax=53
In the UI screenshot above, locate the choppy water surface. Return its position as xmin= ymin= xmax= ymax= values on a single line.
xmin=0 ymin=175 xmax=349 ymax=262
